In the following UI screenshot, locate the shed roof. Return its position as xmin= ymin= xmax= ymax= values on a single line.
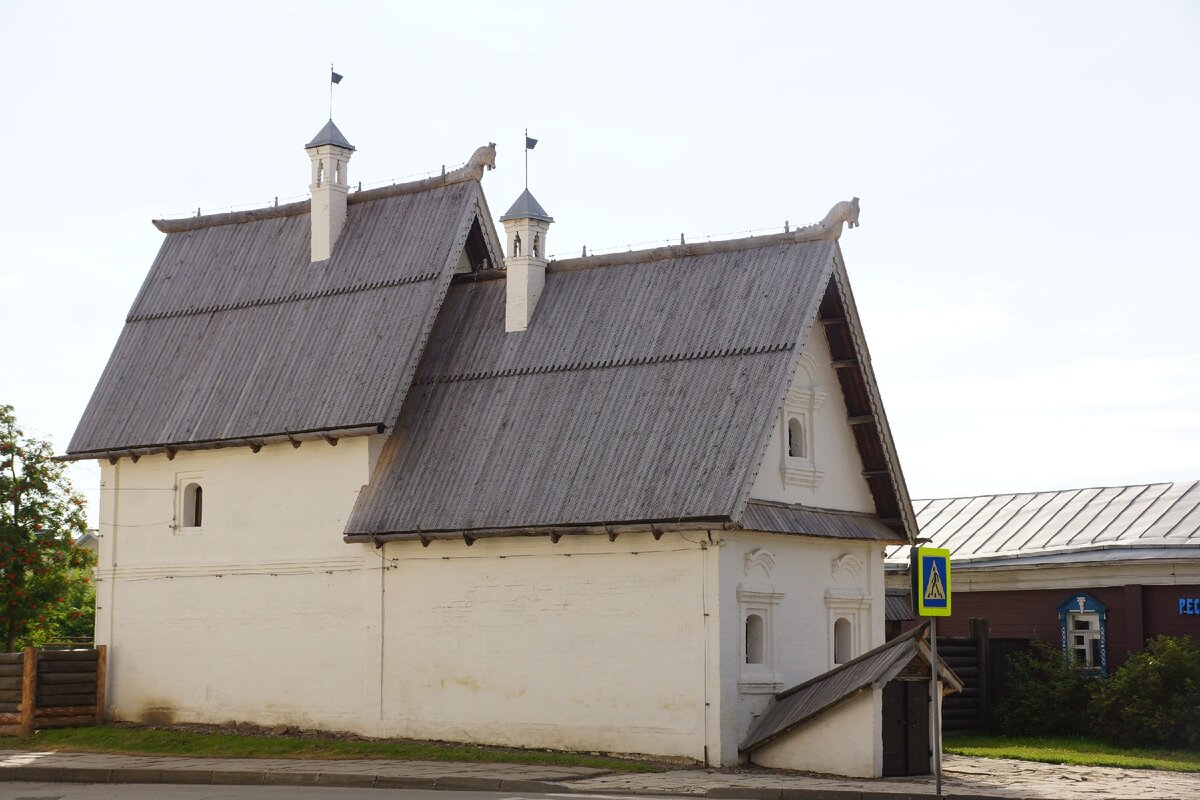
xmin=740 ymin=622 xmax=961 ymax=753
xmin=885 ymin=481 xmax=1200 ymax=568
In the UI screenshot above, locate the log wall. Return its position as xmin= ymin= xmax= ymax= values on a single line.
xmin=0 ymin=646 xmax=106 ymax=736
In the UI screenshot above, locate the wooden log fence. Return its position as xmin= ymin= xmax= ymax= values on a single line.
xmin=0 ymin=646 xmax=106 ymax=736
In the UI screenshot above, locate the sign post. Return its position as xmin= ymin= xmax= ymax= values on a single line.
xmin=911 ymin=546 xmax=951 ymax=796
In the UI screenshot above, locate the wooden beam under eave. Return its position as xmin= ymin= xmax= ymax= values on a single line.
xmin=831 ymin=359 xmax=859 ymax=369
xmin=848 ymin=415 xmax=874 ymax=426
xmin=861 ymin=469 xmax=890 ymax=477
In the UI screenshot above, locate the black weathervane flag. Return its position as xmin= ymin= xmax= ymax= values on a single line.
xmin=525 ymin=135 xmax=538 ymax=149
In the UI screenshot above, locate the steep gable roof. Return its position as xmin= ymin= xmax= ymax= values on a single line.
xmin=66 ymin=162 xmax=499 ymax=459
xmin=345 ymin=239 xmax=834 ymax=537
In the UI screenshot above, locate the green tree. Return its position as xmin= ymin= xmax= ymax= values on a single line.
xmin=1091 ymin=635 xmax=1200 ymax=747
xmin=0 ymin=405 xmax=93 ymax=651
xmin=993 ymin=640 xmax=1094 ymax=736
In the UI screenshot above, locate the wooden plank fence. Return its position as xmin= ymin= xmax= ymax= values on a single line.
xmin=0 ymin=646 xmax=106 ymax=736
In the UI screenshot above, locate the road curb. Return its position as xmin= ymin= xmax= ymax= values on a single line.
xmin=0 ymin=763 xmax=1142 ymax=799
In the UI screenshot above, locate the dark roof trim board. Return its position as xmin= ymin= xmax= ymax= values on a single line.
xmin=739 ymin=622 xmax=962 ymax=753
xmin=153 ymin=144 xmax=498 ymax=234
xmin=740 ymin=501 xmax=906 ymax=542
xmin=344 ymin=503 xmax=903 ymax=545
xmin=63 ymin=423 xmax=386 ymax=464
xmin=345 ymin=518 xmax=735 ymax=545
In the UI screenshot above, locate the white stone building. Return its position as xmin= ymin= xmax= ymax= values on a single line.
xmin=66 ymin=120 xmax=949 ymax=777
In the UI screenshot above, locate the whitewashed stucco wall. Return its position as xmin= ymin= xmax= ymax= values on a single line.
xmin=719 ymin=531 xmax=886 ymax=766
xmin=373 ymin=534 xmax=719 ymax=760
xmin=748 ymin=329 xmax=875 ymax=513
xmin=749 ymin=689 xmax=881 ymax=776
xmin=95 ymin=437 xmax=383 ymax=729
xmin=94 ymin=433 xmax=889 ymax=771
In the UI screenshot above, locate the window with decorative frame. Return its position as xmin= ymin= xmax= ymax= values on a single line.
xmin=737 ymin=587 xmax=785 ymax=694
xmin=780 ymin=360 xmax=826 ymax=488
xmin=1057 ymin=593 xmax=1108 ymax=674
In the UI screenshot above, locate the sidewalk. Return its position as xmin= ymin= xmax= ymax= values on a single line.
xmin=2 ymin=749 xmax=1198 ymax=799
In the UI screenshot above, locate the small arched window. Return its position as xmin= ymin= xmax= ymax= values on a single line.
xmin=532 ymin=233 xmax=541 ymax=258
xmin=834 ymin=617 xmax=852 ymax=664
xmin=335 ymin=159 xmax=343 ymax=184
xmin=512 ymin=233 xmax=522 ymax=257
xmin=183 ymin=483 xmax=203 ymax=528
xmin=787 ymin=417 xmax=806 ymax=458
xmin=745 ymin=614 xmax=764 ymax=665
xmin=316 ymin=160 xmax=325 ymax=187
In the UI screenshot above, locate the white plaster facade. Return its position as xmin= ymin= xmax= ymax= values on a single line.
xmin=92 ymin=327 xmax=892 ymax=773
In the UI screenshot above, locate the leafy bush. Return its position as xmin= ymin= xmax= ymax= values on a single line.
xmin=1091 ymin=635 xmax=1200 ymax=748
xmin=993 ymin=640 xmax=1094 ymax=736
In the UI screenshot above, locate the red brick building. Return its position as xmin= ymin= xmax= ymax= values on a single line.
xmin=887 ymin=481 xmax=1200 ymax=672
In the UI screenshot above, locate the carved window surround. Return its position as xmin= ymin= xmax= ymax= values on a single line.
xmin=738 ymin=586 xmax=785 ymax=694
xmin=781 ymin=384 xmax=827 ymax=489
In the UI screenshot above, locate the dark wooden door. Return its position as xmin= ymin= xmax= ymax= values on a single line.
xmin=882 ymin=680 xmax=930 ymax=776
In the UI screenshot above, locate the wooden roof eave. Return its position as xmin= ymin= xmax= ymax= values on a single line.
xmin=823 ymin=244 xmax=920 ymax=543
xmin=57 ymin=422 xmax=386 ymax=463
xmin=344 ymin=518 xmax=735 ymax=546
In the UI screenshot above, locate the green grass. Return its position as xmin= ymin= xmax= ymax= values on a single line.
xmin=3 ymin=726 xmax=663 ymax=772
xmin=944 ymin=733 xmax=1200 ymax=772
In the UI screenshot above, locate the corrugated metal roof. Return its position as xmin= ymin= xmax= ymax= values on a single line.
xmin=345 ymin=241 xmax=837 ymax=535
xmin=740 ymin=501 xmax=906 ymax=542
xmin=885 ymin=481 xmax=1200 ymax=567
xmin=67 ymin=181 xmax=481 ymax=455
xmin=740 ymin=622 xmax=959 ymax=752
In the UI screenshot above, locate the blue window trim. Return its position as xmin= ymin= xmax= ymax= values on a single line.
xmin=1057 ymin=593 xmax=1109 ymax=675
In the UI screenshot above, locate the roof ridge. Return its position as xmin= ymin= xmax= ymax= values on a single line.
xmin=548 ymin=198 xmax=860 ymax=273
xmin=153 ymin=143 xmax=497 ymax=234
xmin=913 ymin=480 xmax=1194 ymax=503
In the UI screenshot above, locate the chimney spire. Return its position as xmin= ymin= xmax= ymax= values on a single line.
xmin=500 ymin=189 xmax=553 ymax=332
xmin=305 ymin=120 xmax=355 ymax=262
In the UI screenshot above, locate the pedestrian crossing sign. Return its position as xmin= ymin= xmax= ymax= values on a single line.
xmin=911 ymin=547 xmax=952 ymax=617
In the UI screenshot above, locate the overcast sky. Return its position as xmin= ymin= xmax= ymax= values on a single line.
xmin=2 ymin=1 xmax=1197 ymax=524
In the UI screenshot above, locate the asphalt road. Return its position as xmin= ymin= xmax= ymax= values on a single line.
xmin=0 ymin=785 xmax=685 ymax=800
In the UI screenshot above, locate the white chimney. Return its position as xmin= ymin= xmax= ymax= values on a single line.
xmin=304 ymin=120 xmax=355 ymax=262
xmin=499 ymin=189 xmax=554 ymax=332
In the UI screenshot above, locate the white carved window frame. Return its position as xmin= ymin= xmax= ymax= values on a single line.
xmin=174 ymin=470 xmax=205 ymax=534
xmin=781 ymin=382 xmax=826 ymax=489
xmin=738 ymin=586 xmax=785 ymax=694
xmin=825 ymin=588 xmax=870 ymax=670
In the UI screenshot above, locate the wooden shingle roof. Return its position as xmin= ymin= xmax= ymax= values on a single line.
xmin=66 ymin=178 xmax=491 ymax=459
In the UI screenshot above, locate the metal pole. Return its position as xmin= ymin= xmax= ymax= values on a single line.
xmin=931 ymin=615 xmax=942 ymax=796
xmin=524 ymin=128 xmax=529 ymax=189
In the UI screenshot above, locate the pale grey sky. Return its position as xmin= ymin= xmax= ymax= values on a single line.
xmin=2 ymin=1 xmax=1198 ymax=524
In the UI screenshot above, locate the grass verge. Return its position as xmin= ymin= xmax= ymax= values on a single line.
xmin=2 ymin=726 xmax=663 ymax=772
xmin=944 ymin=733 xmax=1200 ymax=772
